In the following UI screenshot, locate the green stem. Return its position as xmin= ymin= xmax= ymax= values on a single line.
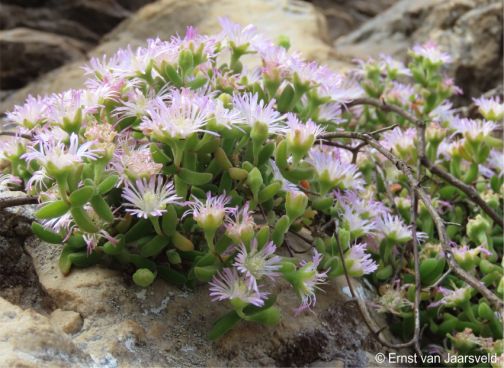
xmin=56 ymin=175 xmax=69 ymax=203
xmin=462 ymin=301 xmax=478 ymax=324
xmin=204 ymin=228 xmax=217 ymax=252
xmin=93 ymin=160 xmax=106 ymax=183
xmin=287 ymin=88 xmax=304 ymax=112
xmin=170 ymin=140 xmax=186 ymax=168
xmin=149 ymin=216 xmax=164 ymax=236
xmin=252 ymin=139 xmax=262 ymax=166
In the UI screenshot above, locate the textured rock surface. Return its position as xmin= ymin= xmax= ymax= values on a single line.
xmin=0 ymin=192 xmax=50 ymax=312
xmin=0 ymin=0 xmax=341 ymax=113
xmin=0 ymin=28 xmax=89 ymax=90
xmin=0 ymin=0 xmax=154 ymax=39
xmin=0 ymin=297 xmax=92 ymax=368
xmin=50 ymin=309 xmax=83 ymax=334
xmin=19 ymin=234 xmax=395 ymax=367
xmin=310 ymin=0 xmax=397 ymax=41
xmin=334 ymin=0 xmax=503 ymax=103
xmin=0 ymin=0 xmax=155 ymax=93
xmin=0 ymin=193 xmax=394 ymax=367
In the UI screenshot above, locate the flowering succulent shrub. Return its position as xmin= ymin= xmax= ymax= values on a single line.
xmin=1 ymin=18 xmax=503 ymax=357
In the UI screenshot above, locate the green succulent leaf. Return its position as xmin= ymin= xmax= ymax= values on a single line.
xmin=31 ymin=222 xmax=63 ymax=244
xmin=35 ymin=200 xmax=70 ymax=220
xmin=208 ymin=311 xmax=241 ymax=341
xmin=69 ymin=186 xmax=95 ymax=207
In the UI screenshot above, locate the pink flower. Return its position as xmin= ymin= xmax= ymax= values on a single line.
xmin=218 ymin=17 xmax=268 ymax=51
xmin=344 ymin=243 xmax=378 ymax=277
xmin=6 ymin=95 xmax=50 ymax=129
xmin=411 ymin=41 xmax=451 ymax=64
xmin=111 ymin=144 xmax=162 ymax=182
xmin=308 ymin=146 xmax=364 ymax=192
xmin=140 ymin=89 xmax=213 ymax=140
xmin=452 ymin=118 xmax=496 ymax=142
xmin=84 ymin=230 xmax=118 ymax=254
xmin=22 ymin=133 xmax=98 ymax=175
xmin=380 ymin=127 xmax=416 ymax=153
xmin=209 ymin=268 xmax=268 ymax=307
xmin=122 ymin=176 xmax=180 ymax=218
xmin=284 ymin=113 xmax=324 ymax=150
xmin=293 ymin=250 xmax=328 ymax=314
xmin=233 ymin=92 xmax=285 ymax=135
xmin=234 ymin=240 xmax=282 ymax=291
xmin=428 ymin=286 xmax=472 ymax=308
xmin=225 ymin=202 xmax=256 ymax=243
xmin=184 ymin=192 xmax=231 ymax=231
xmin=473 ymin=96 xmax=504 ymax=121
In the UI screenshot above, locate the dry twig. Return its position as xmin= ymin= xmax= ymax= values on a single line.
xmin=0 ymin=131 xmax=32 ymax=140
xmin=0 ymin=196 xmax=38 ymax=209
xmin=344 ymin=97 xmax=503 ymax=227
xmin=320 ymin=130 xmax=503 ymax=310
xmin=335 ymin=230 xmax=417 ymax=350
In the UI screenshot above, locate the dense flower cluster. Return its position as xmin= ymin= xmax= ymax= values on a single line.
xmin=1 ymin=18 xmax=502 ymax=356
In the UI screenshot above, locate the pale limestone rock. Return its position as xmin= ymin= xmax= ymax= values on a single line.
xmin=22 ymin=234 xmax=396 ymax=366
xmin=24 ymin=236 xmax=130 ymax=317
xmin=0 ymin=297 xmax=92 ymax=368
xmin=50 ymin=309 xmax=83 ymax=334
xmin=0 ymin=0 xmax=345 ymax=114
xmin=334 ymin=0 xmax=502 ymax=102
xmin=0 ymin=27 xmax=90 ymax=90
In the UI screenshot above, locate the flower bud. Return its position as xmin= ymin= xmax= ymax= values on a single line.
xmin=426 ymin=123 xmax=446 ymax=145
xmin=285 ymin=190 xmax=308 ymax=221
xmin=251 ymin=121 xmax=269 ymax=143
xmin=133 ymin=268 xmax=156 ymax=288
xmin=246 ymin=167 xmax=263 ymax=200
xmin=166 ymin=249 xmax=182 ymax=265
xmin=178 ymin=49 xmax=194 ymax=74
xmin=466 ymin=215 xmax=490 ymax=244
xmin=277 ymin=35 xmax=290 ymax=50
xmin=218 ymin=93 xmax=233 ymax=108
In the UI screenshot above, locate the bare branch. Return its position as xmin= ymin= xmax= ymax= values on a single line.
xmin=346 ymin=97 xmax=420 ymax=125
xmin=345 ymin=97 xmax=503 ymax=227
xmin=0 ymin=131 xmax=32 ymax=140
xmin=335 ymin=229 xmax=416 ymax=349
xmin=410 ymin=122 xmax=424 ymax=357
xmin=320 ymin=130 xmax=504 ymax=310
xmin=420 ymin=158 xmax=503 ymax=228
xmin=374 ymin=159 xmax=397 ymax=211
xmin=0 ymin=196 xmax=38 ymax=209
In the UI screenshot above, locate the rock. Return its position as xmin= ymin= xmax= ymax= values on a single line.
xmin=50 ymin=309 xmax=83 ymax=334
xmin=334 ymin=0 xmax=503 ymax=102
xmin=20 ymin=229 xmax=401 ymax=366
xmin=0 ymin=28 xmax=90 ymax=90
xmin=0 ymin=0 xmax=348 ymax=113
xmin=117 ymin=0 xmax=156 ymax=10
xmin=2 ymin=0 xmax=48 ymax=6
xmin=0 ymin=4 xmax=101 ymax=43
xmin=51 ymin=0 xmax=132 ymax=36
xmin=0 ymin=1 xmax=156 ymax=93
xmin=24 ymin=237 xmax=132 ymax=317
xmin=95 ymin=0 xmax=331 ymax=59
xmin=0 ymin=297 xmax=93 ymax=368
xmin=310 ymin=0 xmax=397 ymax=41
xmin=0 ymin=196 xmax=50 ymax=312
